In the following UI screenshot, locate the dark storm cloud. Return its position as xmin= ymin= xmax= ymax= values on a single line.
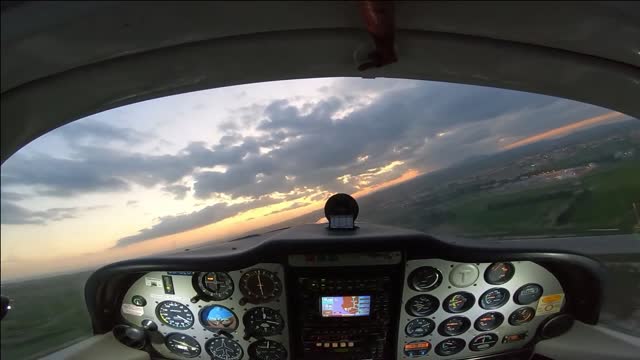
xmin=114 ymin=196 xmax=279 ymax=247
xmin=1 ymin=199 xmax=106 ymax=225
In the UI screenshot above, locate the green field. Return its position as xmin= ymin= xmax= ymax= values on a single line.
xmin=0 ymin=272 xmax=93 ymax=360
xmin=446 ymin=163 xmax=640 ymax=237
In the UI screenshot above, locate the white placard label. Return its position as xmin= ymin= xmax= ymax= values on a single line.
xmin=145 ymin=277 xmax=162 ymax=287
xmin=122 ymin=303 xmax=144 ymax=316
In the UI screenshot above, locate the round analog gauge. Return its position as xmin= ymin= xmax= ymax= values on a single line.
xmin=514 ymin=283 xmax=543 ymax=305
xmin=469 ymin=333 xmax=499 ymax=351
xmin=165 ymin=333 xmax=201 ymax=358
xmin=405 ymin=318 xmax=436 ymax=338
xmin=408 ymin=267 xmax=443 ymax=292
xmin=474 ymin=312 xmax=504 ymax=331
xmin=206 ymin=336 xmax=244 ymax=360
xmin=479 ymin=288 xmax=510 ymax=309
xmin=484 ymin=262 xmax=515 ymax=285
xmin=403 ymin=341 xmax=432 ymax=358
xmin=248 ymin=339 xmax=288 ymax=360
xmin=509 ymin=307 xmax=536 ymax=325
xmin=200 ymin=305 xmax=238 ymax=332
xmin=435 ymin=338 xmax=466 ymax=356
xmin=196 ymin=272 xmax=234 ymax=301
xmin=405 ymin=294 xmax=439 ymax=317
xmin=156 ymin=301 xmax=195 ymax=329
xmin=443 ymin=292 xmax=475 ymax=313
xmin=243 ymin=307 xmax=285 ymax=337
xmin=438 ymin=316 xmax=471 ymax=336
xmin=239 ymin=269 xmax=283 ymax=303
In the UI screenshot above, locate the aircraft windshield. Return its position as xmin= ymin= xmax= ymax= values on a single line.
xmin=1 ymin=78 xmax=639 ymax=358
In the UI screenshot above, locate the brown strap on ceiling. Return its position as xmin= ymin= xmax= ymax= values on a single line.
xmin=358 ymin=0 xmax=398 ymax=71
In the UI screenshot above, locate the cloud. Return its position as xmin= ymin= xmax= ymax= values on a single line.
xmin=1 ymin=191 xmax=28 ymax=201
xmin=1 ymin=199 xmax=106 ymax=225
xmin=126 ymin=200 xmax=139 ymax=206
xmin=264 ymin=201 xmax=309 ymax=216
xmin=2 ymin=78 xmax=617 ymax=247
xmin=113 ymin=196 xmax=279 ymax=247
xmin=58 ymin=120 xmax=147 ymax=146
xmin=163 ymin=184 xmax=191 ymax=200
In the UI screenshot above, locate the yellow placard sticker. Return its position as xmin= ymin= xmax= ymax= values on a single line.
xmin=536 ymin=293 xmax=564 ymax=316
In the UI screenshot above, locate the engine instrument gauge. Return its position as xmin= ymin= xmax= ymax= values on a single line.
xmin=438 ymin=316 xmax=471 ymax=336
xmin=240 ymin=269 xmax=282 ymax=303
xmin=403 ymin=341 xmax=432 ymax=357
xmin=205 ymin=336 xmax=244 ymax=360
xmin=405 ymin=318 xmax=436 ymax=338
xmin=408 ymin=267 xmax=442 ymax=292
xmin=479 ymin=288 xmax=510 ymax=309
xmin=469 ymin=333 xmax=499 ymax=351
xmin=200 ymin=305 xmax=238 ymax=332
xmin=435 ymin=338 xmax=465 ymax=356
xmin=484 ymin=262 xmax=515 ymax=285
xmin=156 ymin=301 xmax=195 ymax=329
xmin=514 ymin=283 xmax=543 ymax=305
xmin=165 ymin=333 xmax=201 ymax=358
xmin=443 ymin=292 xmax=475 ymax=313
xmin=405 ymin=294 xmax=439 ymax=317
xmin=474 ymin=312 xmax=504 ymax=331
xmin=195 ymin=272 xmax=234 ymax=301
xmin=248 ymin=339 xmax=288 ymax=360
xmin=509 ymin=307 xmax=536 ymax=325
xmin=243 ymin=307 xmax=285 ymax=337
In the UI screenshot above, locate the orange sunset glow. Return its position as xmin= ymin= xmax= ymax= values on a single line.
xmin=503 ymin=111 xmax=626 ymax=150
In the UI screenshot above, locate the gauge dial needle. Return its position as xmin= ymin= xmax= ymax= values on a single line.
xmin=172 ymin=340 xmax=196 ymax=349
xmin=257 ymin=272 xmax=265 ymax=295
xmin=175 ymin=315 xmax=189 ymax=322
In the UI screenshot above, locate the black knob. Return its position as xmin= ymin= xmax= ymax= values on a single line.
xmin=0 ymin=295 xmax=11 ymax=321
xmin=125 ymin=326 xmax=146 ymax=341
xmin=141 ymin=319 xmax=158 ymax=332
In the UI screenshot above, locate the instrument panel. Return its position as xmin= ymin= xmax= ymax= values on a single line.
xmin=117 ymin=254 xmax=568 ymax=360
xmin=120 ymin=264 xmax=289 ymax=360
xmin=397 ymin=259 xmax=565 ymax=359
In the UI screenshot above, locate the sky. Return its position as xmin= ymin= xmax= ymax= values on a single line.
xmin=0 ymin=77 xmax=631 ymax=281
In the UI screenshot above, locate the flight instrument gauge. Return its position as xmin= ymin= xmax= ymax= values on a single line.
xmin=206 ymin=336 xmax=244 ymax=360
xmin=240 ymin=269 xmax=282 ymax=303
xmin=195 ymin=272 xmax=234 ymax=301
xmin=156 ymin=301 xmax=195 ymax=329
xmin=405 ymin=318 xmax=436 ymax=337
xmin=200 ymin=305 xmax=239 ymax=332
xmin=408 ymin=266 xmax=443 ymax=292
xmin=243 ymin=307 xmax=285 ymax=337
xmin=248 ymin=339 xmax=288 ymax=360
xmin=165 ymin=333 xmax=201 ymax=358
xmin=405 ymin=294 xmax=439 ymax=317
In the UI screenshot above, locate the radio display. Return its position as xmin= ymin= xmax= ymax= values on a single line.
xmin=320 ymin=295 xmax=371 ymax=317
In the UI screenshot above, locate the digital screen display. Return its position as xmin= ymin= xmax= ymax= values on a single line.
xmin=320 ymin=296 xmax=371 ymax=317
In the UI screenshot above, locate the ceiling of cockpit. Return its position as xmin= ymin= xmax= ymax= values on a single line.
xmin=2 ymin=1 xmax=640 ymax=163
